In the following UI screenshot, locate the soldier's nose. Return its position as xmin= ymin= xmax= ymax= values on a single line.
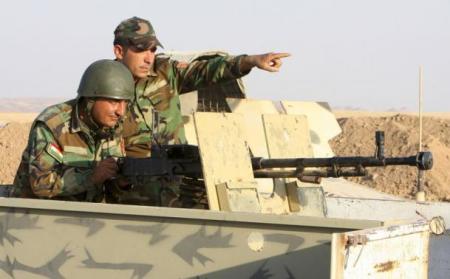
xmin=115 ymin=100 xmax=127 ymax=116
xmin=144 ymin=50 xmax=154 ymax=63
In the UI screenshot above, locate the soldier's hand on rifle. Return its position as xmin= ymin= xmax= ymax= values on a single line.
xmin=90 ymin=157 xmax=119 ymax=185
xmin=241 ymin=52 xmax=291 ymax=73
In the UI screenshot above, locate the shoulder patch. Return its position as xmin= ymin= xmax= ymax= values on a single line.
xmin=45 ymin=143 xmax=64 ymax=163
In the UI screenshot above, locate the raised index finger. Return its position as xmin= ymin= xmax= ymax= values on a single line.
xmin=272 ymin=52 xmax=291 ymax=59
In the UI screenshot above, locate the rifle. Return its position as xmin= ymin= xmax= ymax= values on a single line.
xmin=118 ymin=131 xmax=433 ymax=185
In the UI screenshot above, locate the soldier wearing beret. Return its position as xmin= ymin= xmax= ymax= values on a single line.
xmin=111 ymin=17 xmax=290 ymax=206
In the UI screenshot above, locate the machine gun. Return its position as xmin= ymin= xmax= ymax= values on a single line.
xmin=118 ymin=131 xmax=432 ymax=186
xmin=117 ymin=131 xmax=432 ymax=208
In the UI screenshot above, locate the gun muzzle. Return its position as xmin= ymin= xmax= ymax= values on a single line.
xmin=417 ymin=151 xmax=433 ymax=170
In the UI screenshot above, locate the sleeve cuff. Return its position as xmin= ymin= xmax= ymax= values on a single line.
xmin=233 ymin=54 xmax=252 ymax=77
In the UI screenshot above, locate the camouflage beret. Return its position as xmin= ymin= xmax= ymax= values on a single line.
xmin=113 ymin=16 xmax=163 ymax=50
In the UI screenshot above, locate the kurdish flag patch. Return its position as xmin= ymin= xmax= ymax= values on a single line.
xmin=46 ymin=143 xmax=63 ymax=163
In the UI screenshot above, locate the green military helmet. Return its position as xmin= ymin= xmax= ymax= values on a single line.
xmin=77 ymin=59 xmax=134 ymax=100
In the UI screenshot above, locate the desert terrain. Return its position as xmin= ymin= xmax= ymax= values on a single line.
xmin=0 ymin=107 xmax=448 ymax=202
xmin=331 ymin=110 xmax=450 ymax=201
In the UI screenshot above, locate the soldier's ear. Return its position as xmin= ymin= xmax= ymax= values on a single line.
xmin=114 ymin=45 xmax=125 ymax=60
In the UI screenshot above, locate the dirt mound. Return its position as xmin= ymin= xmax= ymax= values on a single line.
xmin=330 ymin=114 xmax=450 ymax=201
xmin=0 ymin=122 xmax=32 ymax=184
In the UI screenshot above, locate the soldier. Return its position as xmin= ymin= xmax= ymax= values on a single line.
xmin=111 ymin=16 xmax=290 ymax=206
xmin=10 ymin=60 xmax=135 ymax=202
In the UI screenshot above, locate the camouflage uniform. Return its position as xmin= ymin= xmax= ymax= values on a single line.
xmin=113 ymin=17 xmax=250 ymax=206
xmin=115 ymin=17 xmax=250 ymax=156
xmin=10 ymin=100 xmax=125 ymax=202
xmin=122 ymin=54 xmax=249 ymax=156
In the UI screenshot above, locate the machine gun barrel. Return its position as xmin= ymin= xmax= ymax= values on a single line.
xmin=252 ymin=131 xmax=432 ymax=171
xmin=251 ymin=152 xmax=433 ymax=171
xmin=118 ymin=131 xmax=433 ymax=183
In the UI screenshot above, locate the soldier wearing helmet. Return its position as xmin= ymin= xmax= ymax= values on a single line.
xmin=10 ymin=60 xmax=134 ymax=202
xmin=111 ymin=17 xmax=290 ymax=206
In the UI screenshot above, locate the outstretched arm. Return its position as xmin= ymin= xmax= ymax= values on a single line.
xmin=240 ymin=52 xmax=291 ymax=73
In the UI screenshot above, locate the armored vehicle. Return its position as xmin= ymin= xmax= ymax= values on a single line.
xmin=0 ymin=51 xmax=448 ymax=278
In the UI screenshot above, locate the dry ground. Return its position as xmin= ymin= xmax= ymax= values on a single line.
xmin=0 ymin=111 xmax=449 ymax=201
xmin=331 ymin=111 xmax=450 ymax=201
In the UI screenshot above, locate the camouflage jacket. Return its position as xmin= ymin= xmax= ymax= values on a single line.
xmin=11 ymin=99 xmax=125 ymax=202
xmin=122 ymin=54 xmax=249 ymax=157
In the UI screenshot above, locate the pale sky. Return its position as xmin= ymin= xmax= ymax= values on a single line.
xmin=1 ymin=0 xmax=449 ymax=111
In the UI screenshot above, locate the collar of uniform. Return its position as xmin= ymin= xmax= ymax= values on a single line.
xmin=148 ymin=63 xmax=157 ymax=77
xmin=70 ymin=100 xmax=84 ymax=134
